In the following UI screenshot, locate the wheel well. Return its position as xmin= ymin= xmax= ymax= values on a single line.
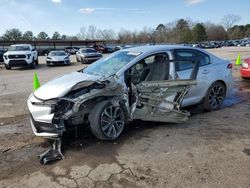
xmin=83 ymin=96 xmax=129 ymax=123
xmin=215 ymin=80 xmax=227 ymax=95
xmin=200 ymin=80 xmax=227 ymax=104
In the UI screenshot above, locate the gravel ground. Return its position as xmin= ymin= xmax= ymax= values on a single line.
xmin=0 ymin=47 xmax=249 ymax=188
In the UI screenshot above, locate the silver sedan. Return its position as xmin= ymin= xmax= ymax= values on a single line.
xmin=27 ymin=45 xmax=233 ymax=163
xmin=76 ymin=48 xmax=102 ymax=64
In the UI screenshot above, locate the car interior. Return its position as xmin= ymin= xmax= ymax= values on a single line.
xmin=126 ymin=53 xmax=170 ymax=85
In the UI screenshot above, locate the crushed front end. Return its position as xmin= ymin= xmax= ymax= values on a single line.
xmin=27 ymin=75 xmax=124 ymax=164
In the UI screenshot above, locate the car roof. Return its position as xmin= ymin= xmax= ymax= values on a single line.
xmin=80 ymin=48 xmax=95 ymax=50
xmin=10 ymin=44 xmax=31 ymax=47
xmin=120 ymin=44 xmax=210 ymax=55
xmin=49 ymin=50 xmax=66 ymax=53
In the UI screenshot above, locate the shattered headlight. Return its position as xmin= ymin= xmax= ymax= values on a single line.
xmin=31 ymin=99 xmax=60 ymax=109
xmin=52 ymin=100 xmax=74 ymax=115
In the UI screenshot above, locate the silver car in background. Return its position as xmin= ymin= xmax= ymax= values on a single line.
xmin=76 ymin=48 xmax=103 ymax=63
xmin=46 ymin=50 xmax=70 ymax=66
xmin=28 ymin=45 xmax=233 ymax=141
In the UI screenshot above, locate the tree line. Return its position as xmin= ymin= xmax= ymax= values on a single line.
xmin=0 ymin=14 xmax=249 ymax=44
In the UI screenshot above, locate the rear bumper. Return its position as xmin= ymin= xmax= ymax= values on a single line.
xmin=240 ymin=68 xmax=250 ymax=78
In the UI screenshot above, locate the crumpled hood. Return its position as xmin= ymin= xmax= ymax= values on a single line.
xmin=34 ymin=71 xmax=102 ymax=100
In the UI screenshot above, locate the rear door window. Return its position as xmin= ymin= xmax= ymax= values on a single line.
xmin=175 ymin=50 xmax=197 ymax=71
xmin=175 ymin=49 xmax=210 ymax=71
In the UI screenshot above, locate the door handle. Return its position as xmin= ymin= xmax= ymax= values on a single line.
xmin=202 ymin=69 xmax=210 ymax=74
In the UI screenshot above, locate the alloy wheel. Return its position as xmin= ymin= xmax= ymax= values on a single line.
xmin=207 ymin=84 xmax=225 ymax=109
xmin=100 ymin=105 xmax=125 ymax=139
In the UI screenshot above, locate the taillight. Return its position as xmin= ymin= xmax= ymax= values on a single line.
xmin=241 ymin=61 xmax=249 ymax=69
xmin=227 ymin=63 xmax=233 ymax=69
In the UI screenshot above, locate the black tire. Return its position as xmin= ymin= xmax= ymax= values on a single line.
xmin=204 ymin=81 xmax=226 ymax=111
xmin=29 ymin=58 xmax=35 ymax=69
xmin=35 ymin=58 xmax=39 ymax=65
xmin=89 ymin=100 xmax=125 ymax=140
xmin=76 ymin=56 xmax=80 ymax=62
xmin=81 ymin=57 xmax=86 ymax=64
xmin=5 ymin=64 xmax=11 ymax=70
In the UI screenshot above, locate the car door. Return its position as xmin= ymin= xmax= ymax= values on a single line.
xmin=128 ymin=52 xmax=199 ymax=123
xmin=173 ymin=49 xmax=212 ymax=107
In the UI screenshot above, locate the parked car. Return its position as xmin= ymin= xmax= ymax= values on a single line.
xmin=102 ymin=46 xmax=115 ymax=53
xmin=46 ymin=50 xmax=70 ymax=66
xmin=0 ymin=49 xmax=6 ymax=62
xmin=76 ymin=48 xmax=102 ymax=63
xmin=40 ymin=49 xmax=54 ymax=56
xmin=65 ymin=47 xmax=80 ymax=54
xmin=240 ymin=57 xmax=250 ymax=79
xmin=93 ymin=44 xmax=105 ymax=52
xmin=28 ymin=45 xmax=233 ymax=147
xmin=3 ymin=44 xmax=38 ymax=70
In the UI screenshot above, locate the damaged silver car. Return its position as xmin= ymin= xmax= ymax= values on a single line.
xmin=27 ymin=45 xmax=233 ymax=164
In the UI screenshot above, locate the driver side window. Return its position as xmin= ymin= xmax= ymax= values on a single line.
xmin=126 ymin=53 xmax=170 ymax=85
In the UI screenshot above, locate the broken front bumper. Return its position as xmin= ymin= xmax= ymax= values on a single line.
xmin=27 ymin=94 xmax=65 ymax=138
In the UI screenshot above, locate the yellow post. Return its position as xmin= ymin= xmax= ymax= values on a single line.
xmin=235 ymin=54 xmax=241 ymax=65
xmin=33 ymin=72 xmax=40 ymax=91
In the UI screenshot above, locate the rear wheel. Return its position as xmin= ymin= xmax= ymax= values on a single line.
xmin=204 ymin=82 xmax=226 ymax=111
xmin=89 ymin=100 xmax=125 ymax=140
xmin=5 ymin=64 xmax=11 ymax=70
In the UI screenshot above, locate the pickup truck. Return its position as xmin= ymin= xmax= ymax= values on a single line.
xmin=3 ymin=44 xmax=38 ymax=70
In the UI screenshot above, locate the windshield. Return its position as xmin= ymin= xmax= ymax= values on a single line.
xmin=81 ymin=49 xmax=96 ymax=53
xmin=9 ymin=45 xmax=30 ymax=51
xmin=82 ymin=51 xmax=140 ymax=76
xmin=49 ymin=51 xmax=66 ymax=56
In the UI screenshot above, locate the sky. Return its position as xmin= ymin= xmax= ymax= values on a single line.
xmin=0 ymin=0 xmax=249 ymax=36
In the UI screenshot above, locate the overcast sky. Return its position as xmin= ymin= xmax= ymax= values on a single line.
xmin=0 ymin=0 xmax=249 ymax=36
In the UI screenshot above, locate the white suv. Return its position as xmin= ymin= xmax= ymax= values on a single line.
xmin=3 ymin=44 xmax=38 ymax=70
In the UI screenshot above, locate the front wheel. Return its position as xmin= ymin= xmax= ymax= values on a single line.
xmin=5 ymin=64 xmax=11 ymax=70
xmin=76 ymin=56 xmax=80 ymax=62
xmin=204 ymin=82 xmax=226 ymax=111
xmin=29 ymin=58 xmax=35 ymax=69
xmin=89 ymin=100 xmax=125 ymax=140
xmin=35 ymin=58 xmax=39 ymax=65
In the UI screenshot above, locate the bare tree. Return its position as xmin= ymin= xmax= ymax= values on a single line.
xmin=206 ymin=23 xmax=227 ymax=41
xmin=100 ymin=29 xmax=116 ymax=41
xmin=86 ymin=25 xmax=97 ymax=40
xmin=221 ymin=14 xmax=241 ymax=30
xmin=77 ymin=27 xmax=86 ymax=40
xmin=118 ymin=29 xmax=133 ymax=44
